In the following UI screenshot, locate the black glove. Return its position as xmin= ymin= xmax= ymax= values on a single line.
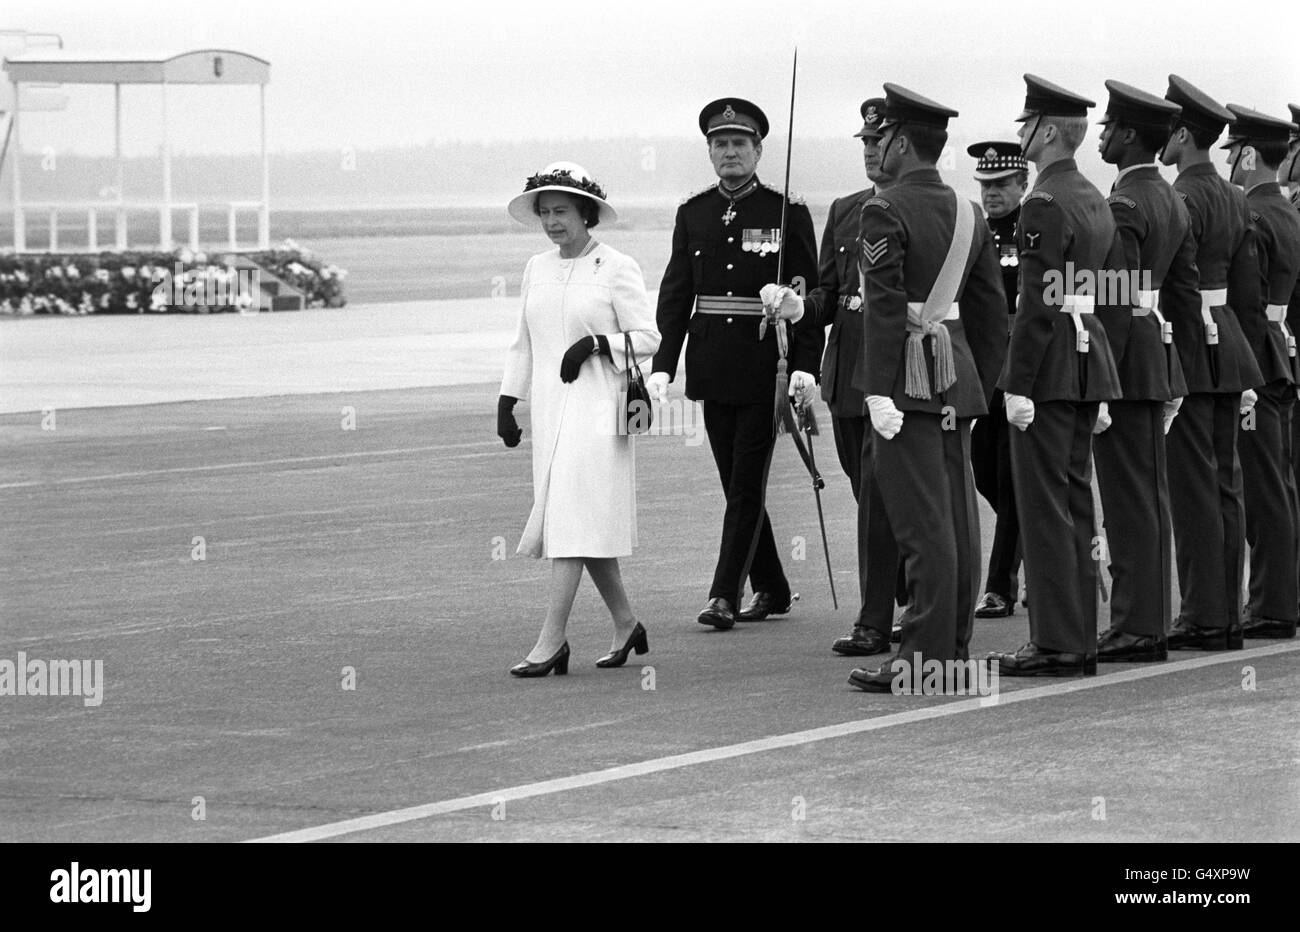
xmin=559 ymin=335 xmax=610 ymax=383
xmin=497 ymin=395 xmax=522 ymax=448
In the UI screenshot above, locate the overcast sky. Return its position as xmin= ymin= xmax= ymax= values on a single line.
xmin=4 ymin=0 xmax=1297 ymax=159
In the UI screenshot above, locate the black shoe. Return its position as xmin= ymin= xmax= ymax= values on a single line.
xmin=987 ymin=642 xmax=1096 ymax=677
xmin=1242 ymin=616 xmax=1297 ymax=639
xmin=1167 ymin=621 xmax=1244 ymax=651
xmin=509 ymin=642 xmax=570 ymax=678
xmin=596 ymin=623 xmax=649 ymax=667
xmin=974 ymin=592 xmax=1013 ymax=618
xmin=847 ymin=659 xmax=902 ymax=693
xmin=890 ymin=621 xmax=903 ymax=643
xmin=1096 ymin=628 xmax=1167 ymax=663
xmin=737 ymin=591 xmax=798 ymax=620
xmin=831 ymin=625 xmax=890 ymax=656
xmin=696 ymin=597 xmax=736 ymax=629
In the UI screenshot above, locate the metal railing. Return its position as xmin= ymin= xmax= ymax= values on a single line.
xmin=8 ymin=200 xmax=270 ymax=253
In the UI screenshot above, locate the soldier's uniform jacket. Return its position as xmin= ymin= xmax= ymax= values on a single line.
xmin=1246 ymin=181 xmax=1300 ymax=385
xmin=803 ymin=187 xmax=870 ymax=416
xmin=1291 ymin=189 xmax=1300 ymax=339
xmin=1172 ymin=163 xmax=1264 ymax=392
xmin=989 ymin=206 xmax=1021 ymax=318
xmin=1100 ymin=164 xmax=1192 ymax=401
xmin=997 ymin=159 xmax=1121 ymax=402
xmin=652 ymin=179 xmax=820 ymax=405
xmin=853 ymin=166 xmax=1008 ymax=416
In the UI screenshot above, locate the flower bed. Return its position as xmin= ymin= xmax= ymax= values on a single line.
xmin=0 ymin=242 xmax=347 ymax=315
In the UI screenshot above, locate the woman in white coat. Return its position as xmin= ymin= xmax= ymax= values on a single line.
xmin=497 ymin=162 xmax=661 ymax=677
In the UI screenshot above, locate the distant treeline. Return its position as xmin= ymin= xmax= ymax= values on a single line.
xmin=0 ymin=136 xmax=870 ymax=208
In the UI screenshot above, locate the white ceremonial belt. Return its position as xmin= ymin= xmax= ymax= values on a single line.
xmin=1267 ymin=304 xmax=1297 ymax=357
xmin=1133 ymin=289 xmax=1173 ymax=343
xmin=1198 ymin=288 xmax=1226 ymax=346
xmin=1059 ymin=295 xmax=1094 ymax=353
xmin=907 ymin=301 xmax=960 ymax=321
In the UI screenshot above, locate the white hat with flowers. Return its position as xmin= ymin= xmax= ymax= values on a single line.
xmin=507 ymin=161 xmax=617 ymax=225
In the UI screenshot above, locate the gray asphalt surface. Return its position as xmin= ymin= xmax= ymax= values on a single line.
xmin=1 ymin=384 xmax=1296 ymax=842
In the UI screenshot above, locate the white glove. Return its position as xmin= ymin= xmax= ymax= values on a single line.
xmin=1093 ymin=401 xmax=1112 ymax=435
xmin=1240 ymin=388 xmax=1258 ymax=414
xmin=789 ymin=370 xmax=817 ymax=403
xmin=1004 ymin=393 xmax=1035 ymax=431
xmin=647 ymin=371 xmax=670 ymax=405
xmin=1162 ymin=397 xmax=1183 ymax=435
xmin=759 ymin=283 xmax=804 ymax=323
xmin=866 ymin=395 xmax=904 ymax=439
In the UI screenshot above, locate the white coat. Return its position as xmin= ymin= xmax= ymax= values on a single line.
xmin=500 ymin=243 xmax=661 ymax=558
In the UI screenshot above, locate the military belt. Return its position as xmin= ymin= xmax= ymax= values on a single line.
xmin=1060 ymin=294 xmax=1095 ymax=354
xmin=1267 ymin=304 xmax=1297 ymax=357
xmin=1199 ymin=289 xmax=1226 ymax=346
xmin=1133 ymin=288 xmax=1173 ymax=344
xmin=695 ymin=295 xmax=765 ymax=316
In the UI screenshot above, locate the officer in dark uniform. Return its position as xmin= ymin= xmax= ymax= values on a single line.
xmin=1159 ymin=75 xmax=1263 ymax=651
xmin=840 ymin=84 xmax=1008 ymax=692
xmin=765 ymin=98 xmax=901 ymax=657
xmin=966 ymin=141 xmax=1028 ymax=621
xmin=987 ymin=76 xmax=1123 ymax=677
xmin=1224 ymin=103 xmax=1300 ymax=640
xmin=648 ymin=98 xmax=820 ymax=629
xmin=1092 ymin=80 xmax=1194 ymax=662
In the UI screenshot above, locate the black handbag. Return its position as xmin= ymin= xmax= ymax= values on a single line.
xmin=623 ymin=333 xmax=653 ymax=434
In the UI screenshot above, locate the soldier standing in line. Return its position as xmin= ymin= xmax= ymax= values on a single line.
xmin=806 ymin=84 xmax=1007 ymax=692
xmin=1091 ymin=80 xmax=1192 ymax=662
xmin=647 ymin=99 xmax=821 ymax=630
xmin=1158 ymin=75 xmax=1263 ymax=652
xmin=987 ymin=76 xmax=1123 ymax=678
xmin=764 ymin=97 xmax=899 ymax=658
xmin=1224 ymin=103 xmax=1300 ymax=641
xmin=966 ymin=141 xmax=1028 ymax=622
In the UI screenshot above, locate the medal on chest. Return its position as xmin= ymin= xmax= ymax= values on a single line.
xmin=742 ymin=228 xmax=781 ymax=255
xmin=722 ymin=203 xmax=737 ymax=225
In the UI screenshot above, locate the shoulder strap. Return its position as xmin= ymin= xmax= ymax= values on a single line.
xmin=920 ymin=190 xmax=976 ymax=320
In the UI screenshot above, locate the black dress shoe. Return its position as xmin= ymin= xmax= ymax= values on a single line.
xmin=831 ymin=625 xmax=890 ymax=656
xmin=1096 ymin=627 xmax=1167 ymax=663
xmin=847 ymin=660 xmax=902 ymax=693
xmin=890 ymin=621 xmax=903 ymax=643
xmin=987 ymin=642 xmax=1096 ymax=677
xmin=509 ymin=642 xmax=570 ymax=678
xmin=1242 ymin=616 xmax=1298 ymax=639
xmin=595 ymin=622 xmax=649 ymax=667
xmin=1167 ymin=621 xmax=1244 ymax=651
xmin=737 ymin=591 xmax=798 ymax=620
xmin=696 ymin=597 xmax=736 ymax=629
xmin=974 ymin=592 xmax=1013 ymax=618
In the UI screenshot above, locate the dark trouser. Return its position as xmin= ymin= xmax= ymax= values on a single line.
xmin=870 ymin=413 xmax=978 ymax=662
xmin=832 ymin=413 xmax=867 ymax=501
xmin=971 ymin=388 xmax=1021 ymax=599
xmin=702 ymin=400 xmax=789 ymax=604
xmin=1167 ymin=393 xmax=1245 ymax=631
xmin=1010 ymin=401 xmax=1100 ymax=654
xmin=1239 ymin=380 xmax=1299 ymax=624
xmin=838 ymin=412 xmax=908 ymax=631
xmin=1093 ymin=400 xmax=1173 ymax=638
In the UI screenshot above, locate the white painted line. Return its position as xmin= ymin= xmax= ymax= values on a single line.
xmin=0 ymin=440 xmax=503 ymax=490
xmin=246 ymin=641 xmax=1300 ymax=843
